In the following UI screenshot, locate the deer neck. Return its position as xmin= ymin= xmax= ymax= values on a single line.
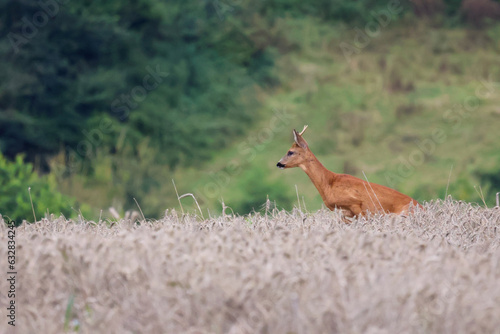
xmin=299 ymin=153 xmax=335 ymax=201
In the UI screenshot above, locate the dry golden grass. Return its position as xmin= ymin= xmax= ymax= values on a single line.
xmin=1 ymin=199 xmax=500 ymax=334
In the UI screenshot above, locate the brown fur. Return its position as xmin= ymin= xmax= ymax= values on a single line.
xmin=277 ymin=128 xmax=421 ymax=218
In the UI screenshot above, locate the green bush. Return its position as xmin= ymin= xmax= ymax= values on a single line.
xmin=0 ymin=154 xmax=75 ymax=224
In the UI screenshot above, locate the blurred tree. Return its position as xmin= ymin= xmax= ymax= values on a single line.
xmin=0 ymin=0 xmax=274 ymax=172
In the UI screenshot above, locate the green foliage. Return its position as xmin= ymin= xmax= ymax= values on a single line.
xmin=0 ymin=0 xmax=272 ymax=171
xmin=0 ymin=153 xmax=75 ymax=223
xmin=1 ymin=1 xmax=500 ymax=218
xmin=0 ymin=0 xmax=279 ymax=218
xmin=231 ymin=165 xmax=293 ymax=213
xmin=259 ymin=0 xmax=412 ymax=23
xmin=475 ymin=153 xmax=500 ymax=207
xmin=444 ymin=0 xmax=464 ymax=16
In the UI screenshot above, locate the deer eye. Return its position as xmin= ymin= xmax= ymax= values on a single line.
xmin=287 ymin=151 xmax=294 ymax=156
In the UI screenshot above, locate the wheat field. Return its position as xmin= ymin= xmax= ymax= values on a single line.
xmin=1 ymin=199 xmax=500 ymax=334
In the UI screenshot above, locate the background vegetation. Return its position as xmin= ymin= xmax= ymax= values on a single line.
xmin=1 ymin=0 xmax=500 ymax=221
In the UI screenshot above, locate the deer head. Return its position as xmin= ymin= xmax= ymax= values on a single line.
xmin=276 ymin=125 xmax=311 ymax=169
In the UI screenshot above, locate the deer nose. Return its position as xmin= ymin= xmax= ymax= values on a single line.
xmin=276 ymin=162 xmax=285 ymax=169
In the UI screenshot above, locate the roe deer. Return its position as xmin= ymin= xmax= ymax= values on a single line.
xmin=276 ymin=125 xmax=422 ymax=219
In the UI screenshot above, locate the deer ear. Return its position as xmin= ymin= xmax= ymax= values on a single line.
xmin=293 ymin=129 xmax=308 ymax=149
xmin=293 ymin=129 xmax=299 ymax=143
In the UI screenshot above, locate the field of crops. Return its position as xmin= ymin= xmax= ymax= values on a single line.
xmin=1 ymin=199 xmax=500 ymax=333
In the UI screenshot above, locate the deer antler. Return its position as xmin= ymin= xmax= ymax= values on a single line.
xmin=299 ymin=125 xmax=308 ymax=136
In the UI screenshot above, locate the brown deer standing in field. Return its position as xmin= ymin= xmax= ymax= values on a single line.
xmin=276 ymin=125 xmax=422 ymax=219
